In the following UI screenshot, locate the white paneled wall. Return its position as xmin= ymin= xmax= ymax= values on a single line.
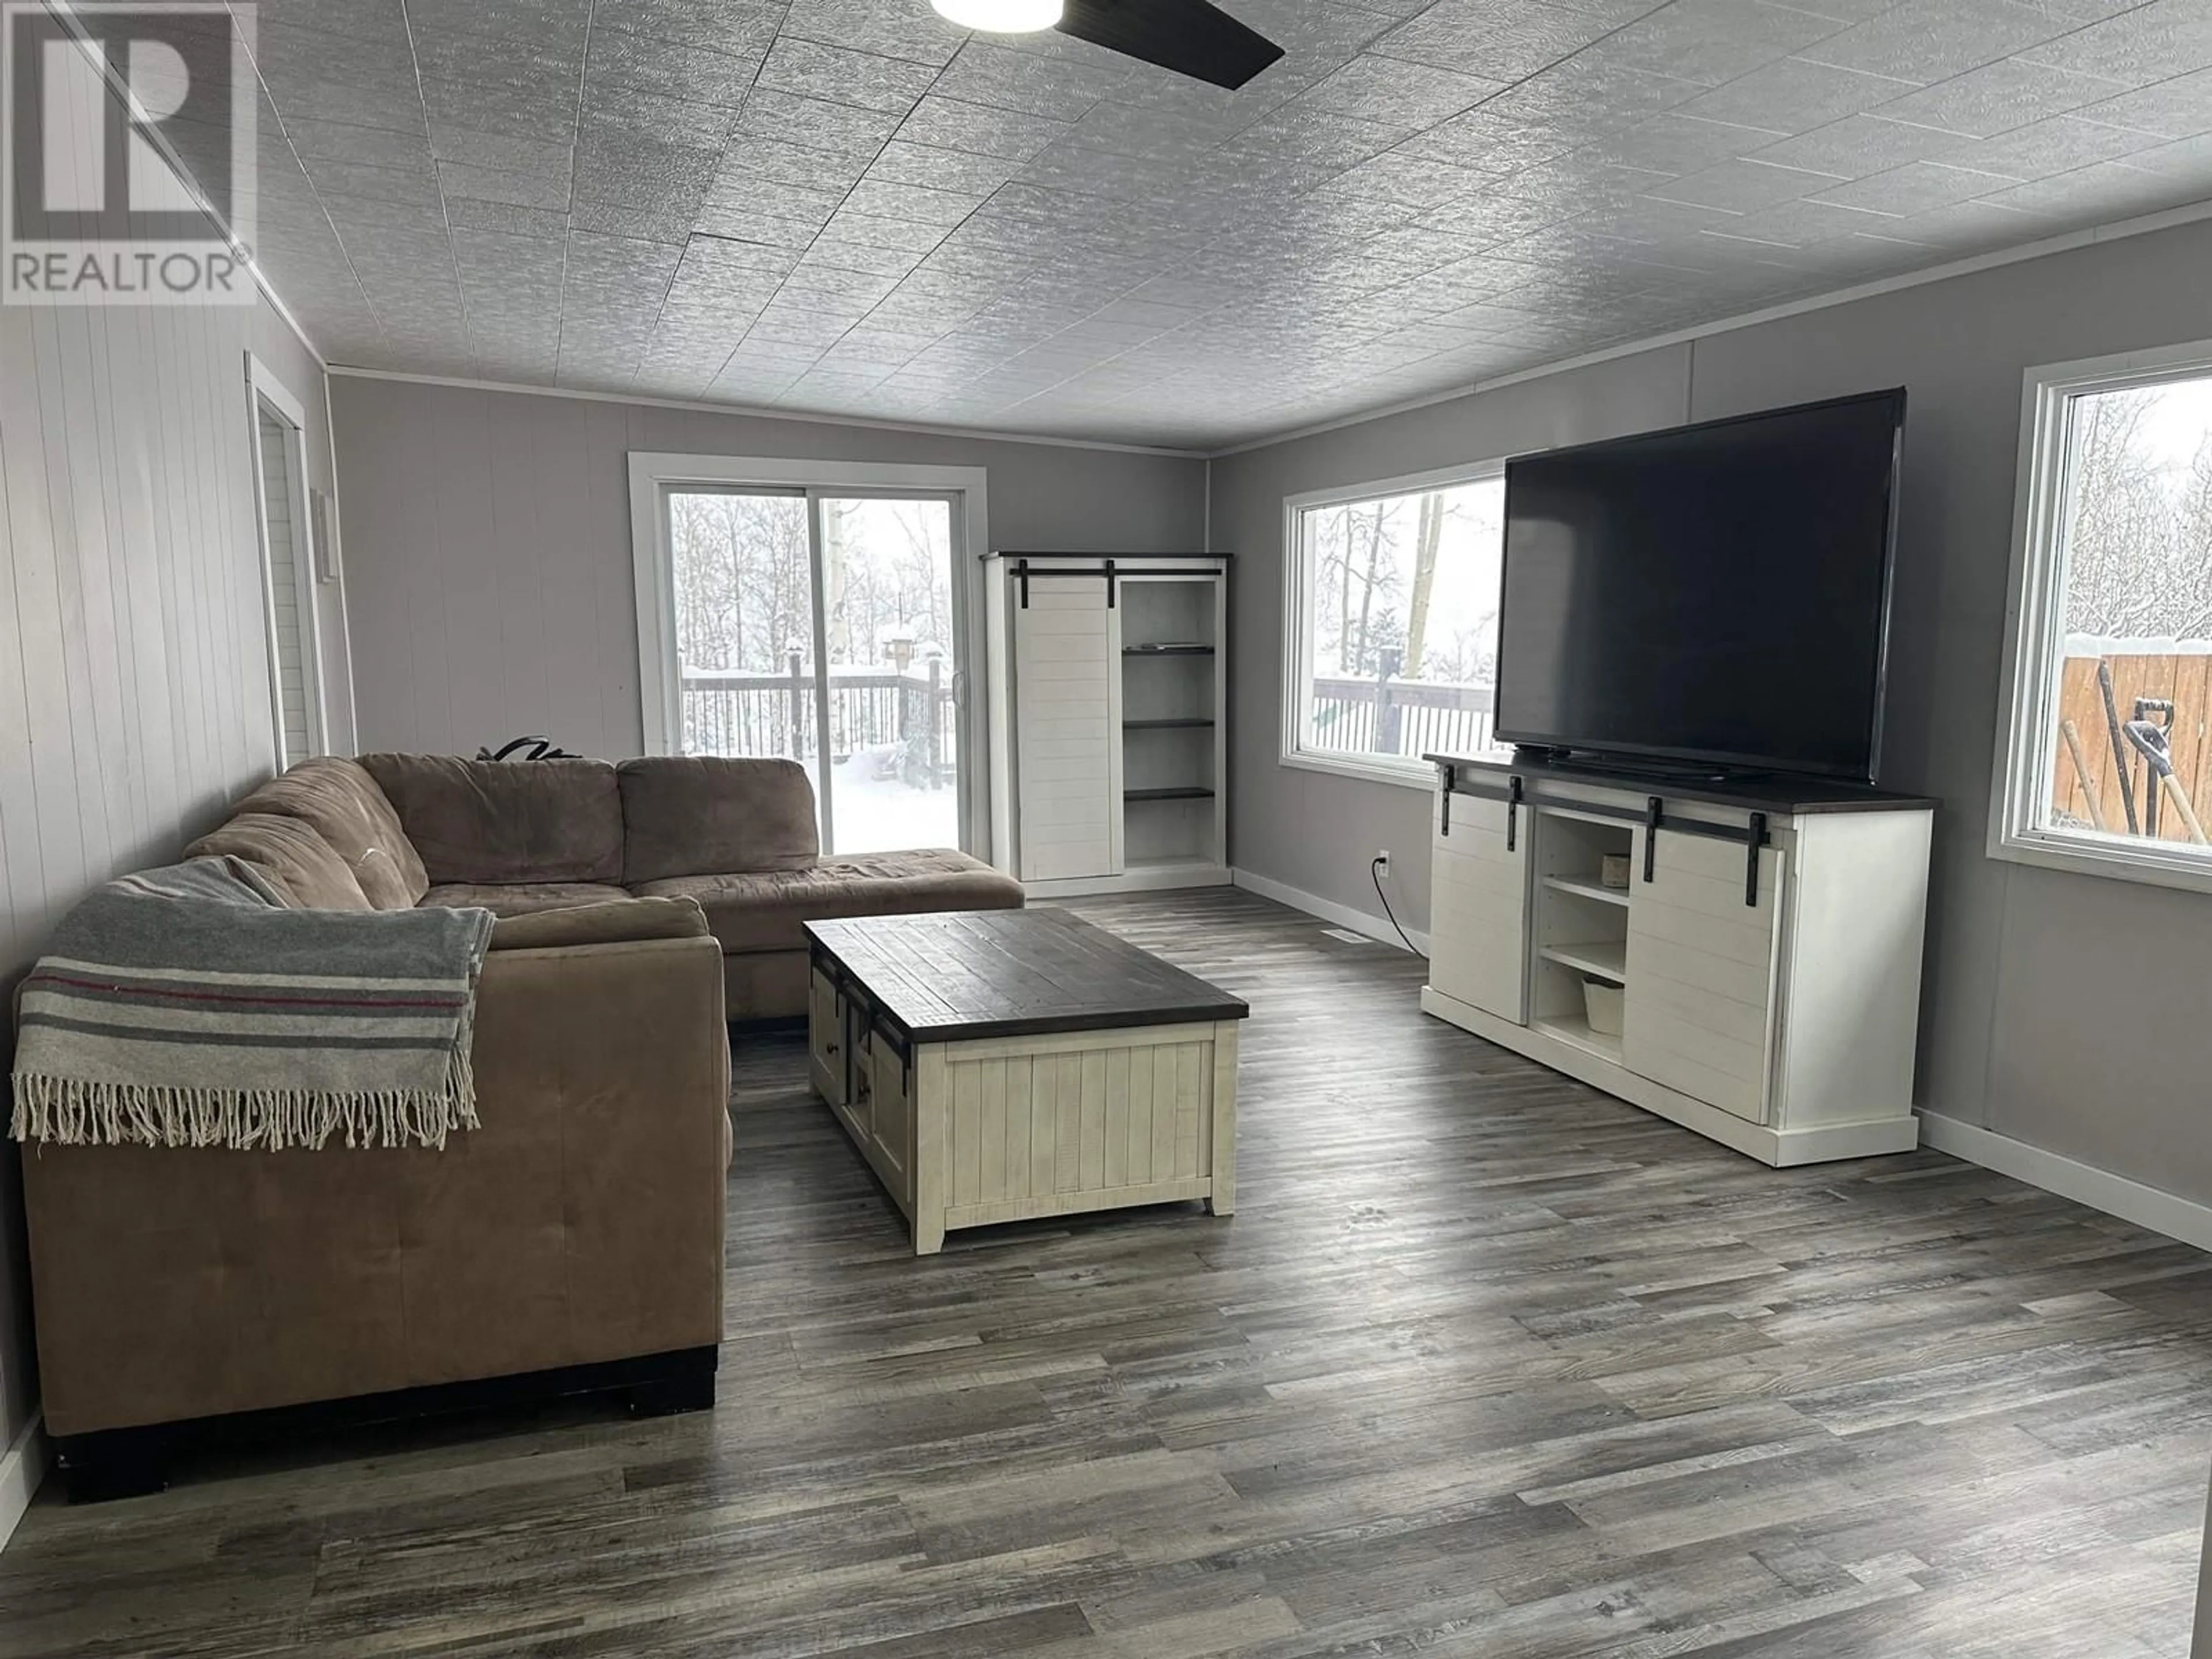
xmin=0 ymin=293 xmax=329 ymax=1453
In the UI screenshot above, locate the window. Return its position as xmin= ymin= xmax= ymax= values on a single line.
xmin=629 ymin=455 xmax=988 ymax=857
xmin=247 ymin=355 xmax=323 ymax=770
xmin=1282 ymin=466 xmax=1508 ymax=786
xmin=1994 ymin=343 xmax=2212 ymax=892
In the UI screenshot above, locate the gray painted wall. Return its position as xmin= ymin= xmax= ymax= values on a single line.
xmin=329 ymin=376 xmax=1209 ymax=763
xmin=1213 ymin=215 xmax=2212 ymax=1211
xmin=0 ymin=293 xmax=332 ymax=1451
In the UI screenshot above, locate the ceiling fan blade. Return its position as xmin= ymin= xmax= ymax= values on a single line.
xmin=1054 ymin=0 xmax=1285 ymax=90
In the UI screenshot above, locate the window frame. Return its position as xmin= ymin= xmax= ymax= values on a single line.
xmin=1279 ymin=460 xmax=1509 ymax=791
xmin=245 ymin=352 xmax=325 ymax=770
xmin=1990 ymin=336 xmax=2212 ymax=895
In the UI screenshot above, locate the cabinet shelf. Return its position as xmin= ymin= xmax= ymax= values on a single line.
xmin=1533 ymin=1013 xmax=1623 ymax=1064
xmin=1123 ymin=643 xmax=1214 ymax=656
xmin=1124 ymin=718 xmax=1215 ymax=729
xmin=1125 ymin=786 xmax=1215 ymax=802
xmin=1543 ymin=874 xmax=1631 ymax=908
xmin=1538 ymin=940 xmax=1627 ymax=983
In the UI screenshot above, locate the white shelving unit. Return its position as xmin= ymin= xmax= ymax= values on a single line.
xmin=986 ymin=554 xmax=1229 ymax=897
xmin=1422 ymin=755 xmax=1936 ymax=1167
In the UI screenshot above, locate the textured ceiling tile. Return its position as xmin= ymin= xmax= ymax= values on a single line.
xmin=1751 ymin=112 xmax=1979 ymax=177
xmin=1677 ymin=56 xmax=1916 ymax=133
xmin=896 ymin=94 xmax=1071 ymax=162
xmin=865 ymin=140 xmax=1025 ymax=196
xmin=2077 ymin=66 xmax=2212 ymax=139
xmin=590 ymin=0 xmax=789 ymax=55
xmin=757 ymin=36 xmax=940 ymax=116
xmin=930 ymin=38 xmax=1127 ymax=120
xmin=1866 ymin=57 xmax=2134 ymax=139
xmin=1949 ymin=113 xmax=2165 ymax=178
xmin=299 ymin=156 xmax=443 ymax=209
xmin=586 ymin=30 xmax=764 ymax=109
xmin=1589 ymin=111 xmax=1790 ymax=173
xmin=1645 ymin=155 xmax=1845 ymax=210
xmin=782 ymin=0 xmax=964 ymax=67
xmin=445 ymin=197 xmax=570 ymax=237
xmin=437 ymin=161 xmax=573 ymax=213
xmin=572 ymin=130 xmax=723 ymax=211
xmin=1479 ymin=55 xmax=1709 ymax=131
xmin=2019 ymin=0 xmax=2212 ymax=86
xmin=1799 ymin=0 xmax=2078 ymax=83
xmin=1971 ymin=157 xmax=2196 ymax=218
xmin=1585 ymin=0 xmax=1853 ymax=88
xmin=570 ymin=201 xmax=699 ymax=243
xmin=1294 ymin=53 xmax=1504 ymax=130
xmin=1371 ymin=0 xmax=1638 ymax=80
xmin=420 ymin=76 xmax=578 ymax=145
xmin=736 ymin=89 xmax=906 ymax=157
xmin=412 ymin=0 xmax=592 ymax=47
xmin=1806 ymin=158 xmax=2020 ymax=216
xmin=279 ymin=116 xmax=435 ymax=171
xmin=2127 ymin=131 xmax=2212 ymax=177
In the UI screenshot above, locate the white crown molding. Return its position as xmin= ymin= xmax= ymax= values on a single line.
xmin=1206 ymin=193 xmax=2212 ymax=459
xmin=321 ymin=367 xmax=1213 ymax=459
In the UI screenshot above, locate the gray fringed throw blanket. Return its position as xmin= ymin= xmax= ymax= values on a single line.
xmin=10 ymin=857 xmax=494 ymax=1151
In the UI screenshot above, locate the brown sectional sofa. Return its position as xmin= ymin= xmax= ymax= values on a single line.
xmin=20 ymin=751 xmax=1021 ymax=1494
xmin=357 ymin=751 xmax=1025 ymax=1018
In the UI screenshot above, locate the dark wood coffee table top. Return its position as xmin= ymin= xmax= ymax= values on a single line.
xmin=804 ymin=908 xmax=1249 ymax=1044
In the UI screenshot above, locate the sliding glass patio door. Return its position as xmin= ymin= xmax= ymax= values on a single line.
xmin=662 ymin=486 xmax=967 ymax=855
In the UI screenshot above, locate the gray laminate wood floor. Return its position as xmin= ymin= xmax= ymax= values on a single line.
xmin=5 ymin=889 xmax=2210 ymax=1657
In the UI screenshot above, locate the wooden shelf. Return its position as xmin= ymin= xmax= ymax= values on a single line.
xmin=1125 ymin=786 xmax=1215 ymax=802
xmin=1533 ymin=1013 xmax=1623 ymax=1064
xmin=1123 ymin=644 xmax=1214 ymax=656
xmin=1124 ymin=718 xmax=1215 ymax=729
xmin=1539 ymin=940 xmax=1627 ymax=983
xmin=1543 ymin=874 xmax=1631 ymax=908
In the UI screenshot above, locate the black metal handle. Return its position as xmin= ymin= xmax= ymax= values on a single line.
xmin=1745 ymin=813 xmax=1767 ymax=907
xmin=1505 ymin=775 xmax=1523 ymax=851
xmin=1440 ymin=763 xmax=1455 ymax=835
xmin=1643 ymin=797 xmax=1661 ymax=882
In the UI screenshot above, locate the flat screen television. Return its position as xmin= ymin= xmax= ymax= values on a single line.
xmin=1493 ymin=388 xmax=1905 ymax=784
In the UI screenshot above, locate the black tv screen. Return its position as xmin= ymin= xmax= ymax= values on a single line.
xmin=1494 ymin=389 xmax=1904 ymax=782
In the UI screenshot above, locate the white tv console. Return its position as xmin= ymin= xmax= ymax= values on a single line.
xmin=1421 ymin=752 xmax=1936 ymax=1166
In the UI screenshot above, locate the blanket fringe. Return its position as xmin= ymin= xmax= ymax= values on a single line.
xmin=10 ymin=1047 xmax=479 ymax=1152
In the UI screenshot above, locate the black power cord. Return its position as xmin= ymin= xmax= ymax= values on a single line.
xmin=1372 ymin=855 xmax=1422 ymax=957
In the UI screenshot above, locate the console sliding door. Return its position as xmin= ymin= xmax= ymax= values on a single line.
xmin=662 ymin=486 xmax=969 ymax=855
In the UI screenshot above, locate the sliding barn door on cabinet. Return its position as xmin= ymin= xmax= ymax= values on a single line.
xmin=1010 ymin=580 xmax=1121 ymax=881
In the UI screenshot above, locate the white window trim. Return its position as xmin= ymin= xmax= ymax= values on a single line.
xmin=1280 ymin=459 xmax=1508 ymax=792
xmin=626 ymin=452 xmax=991 ymax=853
xmin=1990 ymin=336 xmax=2212 ymax=896
xmin=245 ymin=351 xmax=326 ymax=767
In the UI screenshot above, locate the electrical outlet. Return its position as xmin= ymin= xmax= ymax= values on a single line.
xmin=1374 ymin=849 xmax=1392 ymax=878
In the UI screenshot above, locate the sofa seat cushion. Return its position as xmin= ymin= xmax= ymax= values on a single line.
xmin=419 ymin=882 xmax=634 ymax=918
xmin=361 ymin=755 xmax=625 ymax=886
xmin=632 ymin=850 xmax=1024 ymax=955
xmin=232 ymin=757 xmax=429 ymax=910
xmin=488 ymin=896 xmax=710 ymax=952
xmin=185 ymin=813 xmax=373 ymax=910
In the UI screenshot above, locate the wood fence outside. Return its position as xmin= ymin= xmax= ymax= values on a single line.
xmin=2053 ymin=652 xmax=2212 ymax=839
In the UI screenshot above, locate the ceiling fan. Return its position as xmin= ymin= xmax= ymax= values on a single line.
xmin=931 ymin=0 xmax=1285 ymax=90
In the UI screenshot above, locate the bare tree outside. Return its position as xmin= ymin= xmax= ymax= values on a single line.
xmin=1300 ymin=477 xmax=1506 ymax=763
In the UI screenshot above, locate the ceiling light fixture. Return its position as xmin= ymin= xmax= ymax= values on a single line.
xmin=930 ymin=0 xmax=1063 ymax=34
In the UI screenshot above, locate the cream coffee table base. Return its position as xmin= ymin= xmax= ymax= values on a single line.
xmin=804 ymin=910 xmax=1247 ymax=1256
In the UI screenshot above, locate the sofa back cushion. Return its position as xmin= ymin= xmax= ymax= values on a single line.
xmin=361 ymin=754 xmax=624 ymax=886
xmin=185 ymin=813 xmax=373 ymax=910
xmin=232 ymin=757 xmax=429 ymax=910
xmin=618 ymin=756 xmax=819 ymax=884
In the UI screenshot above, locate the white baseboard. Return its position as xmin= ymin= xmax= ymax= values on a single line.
xmin=1231 ymin=867 xmax=1430 ymax=956
xmin=1918 ymin=1111 xmax=2212 ymax=1255
xmin=0 ymin=1415 xmax=46 ymax=1554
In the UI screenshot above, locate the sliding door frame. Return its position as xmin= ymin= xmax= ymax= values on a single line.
xmin=245 ymin=353 xmax=326 ymax=768
xmin=627 ymin=453 xmax=992 ymax=857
